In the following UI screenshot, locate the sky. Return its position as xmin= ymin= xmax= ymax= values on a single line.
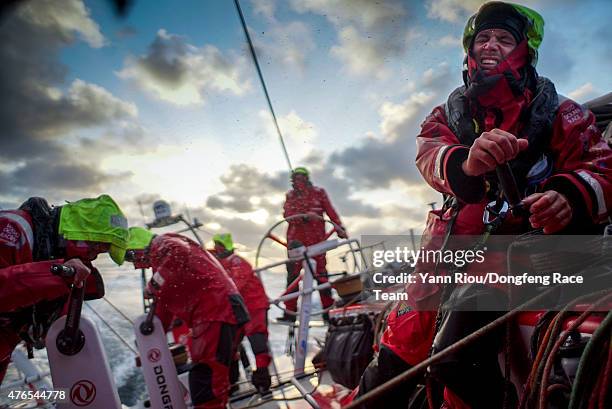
xmin=1 ymin=0 xmax=611 ymax=260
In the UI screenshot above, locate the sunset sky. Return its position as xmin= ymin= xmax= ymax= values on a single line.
xmin=1 ymin=0 xmax=611 ymax=259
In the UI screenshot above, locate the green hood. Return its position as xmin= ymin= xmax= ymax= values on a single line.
xmin=58 ymin=194 xmax=128 ymax=265
xmin=463 ymin=2 xmax=544 ymax=66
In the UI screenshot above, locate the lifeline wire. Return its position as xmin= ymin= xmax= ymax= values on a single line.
xmin=85 ymin=303 xmax=137 ymax=355
xmin=103 ymin=296 xmax=134 ymax=325
xmin=233 ymin=0 xmax=293 ymax=171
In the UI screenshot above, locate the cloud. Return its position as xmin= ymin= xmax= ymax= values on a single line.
xmin=206 ymin=164 xmax=287 ymax=213
xmin=328 ymin=63 xmax=455 ymax=189
xmin=0 ymin=0 xmax=142 ymax=204
xmin=425 ymin=0 xmax=483 ymax=23
xmin=253 ymin=21 xmax=316 ymax=72
xmin=17 ymin=0 xmax=105 ymax=47
xmin=205 ymin=161 xmax=380 ymax=247
xmin=257 ymin=109 xmax=319 ymax=162
xmin=251 ymin=0 xmax=277 ymax=23
xmin=118 ymin=29 xmax=251 ymax=105
xmin=330 ymin=26 xmax=393 ymax=79
xmin=290 ymin=0 xmax=413 ymax=78
xmin=568 ymin=82 xmax=597 ymax=102
xmin=290 ymin=0 xmax=407 ymax=31
xmin=438 ymin=35 xmax=461 ymax=47
xmin=379 ymin=92 xmax=437 ymax=140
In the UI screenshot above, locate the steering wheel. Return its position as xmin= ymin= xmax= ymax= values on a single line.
xmin=254 ymin=213 xmax=345 ymax=269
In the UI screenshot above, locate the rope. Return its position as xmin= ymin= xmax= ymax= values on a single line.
xmin=344 ymin=286 xmax=605 ymax=409
xmin=569 ymin=310 xmax=612 ymax=409
xmin=233 ymin=0 xmax=293 ymax=171
xmin=103 ymin=297 xmax=134 ymax=325
xmin=538 ymin=292 xmax=612 ymax=408
xmin=84 ymin=303 xmax=137 ymax=355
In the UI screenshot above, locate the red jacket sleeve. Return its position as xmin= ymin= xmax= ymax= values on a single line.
xmin=542 ymin=100 xmax=612 ymax=224
xmin=0 ymin=260 xmax=70 ymax=313
xmin=416 ymin=105 xmax=486 ymax=203
xmin=319 ymin=188 xmax=343 ymax=227
xmin=283 ymin=192 xmax=298 ymax=218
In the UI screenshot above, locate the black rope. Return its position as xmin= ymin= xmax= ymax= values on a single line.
xmin=233 ymin=0 xmax=293 ymax=171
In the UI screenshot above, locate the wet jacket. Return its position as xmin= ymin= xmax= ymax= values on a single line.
xmin=0 ymin=210 xmax=102 ymax=381
xmin=147 ymin=233 xmax=250 ymax=329
xmin=213 ymin=252 xmax=269 ymax=312
xmin=410 ymin=88 xmax=612 ymax=303
xmin=283 ymin=186 xmax=343 ymax=245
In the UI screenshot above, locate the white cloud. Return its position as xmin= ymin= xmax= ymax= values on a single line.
xmin=438 ymin=35 xmax=461 ymax=47
xmin=379 ymin=92 xmax=437 ymax=140
xmin=251 ymin=0 xmax=277 ymax=22
xmin=568 ymin=82 xmax=597 ymax=102
xmin=290 ymin=0 xmax=406 ymax=31
xmin=291 ymin=0 xmax=412 ymax=79
xmin=258 ymin=110 xmax=319 ymax=159
xmin=425 ymin=0 xmax=483 ymax=23
xmin=253 ymin=21 xmax=316 ymax=71
xmin=117 ymin=29 xmax=251 ymax=105
xmin=19 ymin=0 xmax=105 ymax=47
xmin=331 ymin=26 xmax=391 ymax=79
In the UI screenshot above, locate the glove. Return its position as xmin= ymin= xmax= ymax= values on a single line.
xmin=252 ymin=367 xmax=271 ymax=393
xmin=337 ymin=226 xmax=348 ymax=239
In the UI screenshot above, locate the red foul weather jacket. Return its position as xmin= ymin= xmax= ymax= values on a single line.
xmin=146 ymin=233 xmax=250 ymax=331
xmin=214 ymin=252 xmax=269 ymax=312
xmin=408 ymin=98 xmax=612 ymax=304
xmin=283 ymin=186 xmax=343 ymax=246
xmin=0 ymin=210 xmax=103 ymax=382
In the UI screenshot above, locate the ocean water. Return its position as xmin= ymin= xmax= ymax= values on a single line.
xmin=2 ymin=253 xmax=328 ymax=407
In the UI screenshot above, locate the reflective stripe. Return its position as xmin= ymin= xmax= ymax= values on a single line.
xmin=152 ymin=271 xmax=165 ymax=287
xmin=434 ymin=146 xmax=450 ymax=180
xmin=577 ymin=171 xmax=607 ymax=217
xmin=0 ymin=211 xmax=34 ymax=250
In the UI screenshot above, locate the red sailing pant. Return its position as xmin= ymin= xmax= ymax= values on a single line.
xmin=189 ymin=321 xmax=243 ymax=409
xmin=243 ymin=308 xmax=271 ymax=368
xmin=284 ymin=254 xmax=333 ymax=312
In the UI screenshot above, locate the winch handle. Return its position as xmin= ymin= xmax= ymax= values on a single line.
xmin=51 ymin=264 xmax=86 ymax=356
xmin=140 ymin=297 xmax=157 ymax=335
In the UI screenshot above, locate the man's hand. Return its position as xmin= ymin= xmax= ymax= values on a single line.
xmin=522 ymin=190 xmax=572 ymax=234
xmin=462 ymin=129 xmax=529 ymax=176
xmin=336 ymin=226 xmax=348 ymax=239
xmin=62 ymin=258 xmax=91 ymax=288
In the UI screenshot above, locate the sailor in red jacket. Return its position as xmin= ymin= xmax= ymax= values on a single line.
xmin=211 ymin=233 xmax=272 ymax=393
xmin=356 ymin=3 xmax=612 ymax=409
xmin=280 ymin=167 xmax=347 ymax=322
xmin=126 ymin=227 xmax=250 ymax=409
xmin=0 ymin=195 xmax=129 ymax=384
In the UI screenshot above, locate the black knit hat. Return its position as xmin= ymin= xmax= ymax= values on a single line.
xmin=473 ymin=2 xmax=527 ymax=44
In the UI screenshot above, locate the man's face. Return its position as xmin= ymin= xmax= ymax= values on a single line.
xmin=65 ymin=240 xmax=110 ymax=261
xmin=292 ymin=174 xmax=309 ymax=190
xmin=214 ymin=242 xmax=226 ymax=254
xmin=472 ymin=28 xmax=517 ymax=72
xmin=127 ymin=249 xmax=151 ymax=269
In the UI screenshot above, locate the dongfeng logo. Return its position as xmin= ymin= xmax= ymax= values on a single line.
xmin=148 ymin=348 xmax=162 ymax=363
xmin=70 ymin=380 xmax=96 ymax=406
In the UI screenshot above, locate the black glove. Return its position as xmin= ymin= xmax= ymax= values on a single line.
xmin=252 ymin=367 xmax=271 ymax=393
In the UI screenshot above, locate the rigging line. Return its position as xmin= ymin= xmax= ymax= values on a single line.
xmin=85 ymin=303 xmax=138 ymax=355
xmin=233 ymin=0 xmax=293 ymax=171
xmin=103 ymin=297 xmax=135 ymax=325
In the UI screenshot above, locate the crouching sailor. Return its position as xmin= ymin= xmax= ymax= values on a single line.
xmin=126 ymin=227 xmax=250 ymax=409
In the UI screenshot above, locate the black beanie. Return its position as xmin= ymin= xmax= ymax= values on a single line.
xmin=473 ymin=2 xmax=526 ymax=45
